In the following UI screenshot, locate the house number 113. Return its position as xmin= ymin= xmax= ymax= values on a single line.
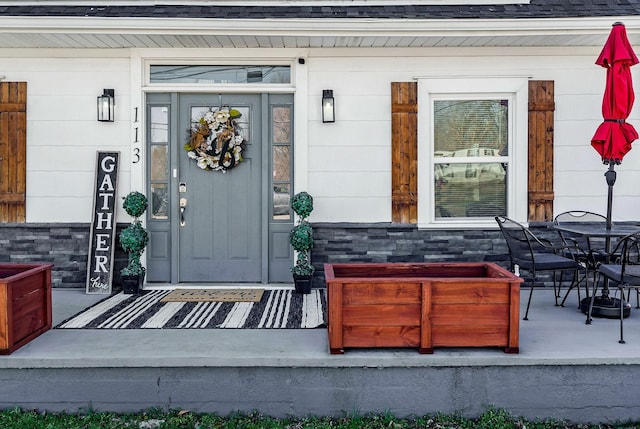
xmin=132 ymin=107 xmax=141 ymax=164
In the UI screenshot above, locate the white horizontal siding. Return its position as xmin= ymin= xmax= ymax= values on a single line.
xmin=29 ymin=171 xmax=95 ymax=197
xmin=2 ymin=54 xmax=131 ymax=222
xmin=307 ymin=120 xmax=389 ymax=148
xmin=305 ymin=50 xmax=640 ymax=223
xmin=552 ymin=60 xmax=640 ymax=222
xmin=312 ymin=196 xmax=391 ymax=223
xmin=4 ymin=46 xmax=640 ymax=224
xmin=307 ymin=146 xmax=390 ymax=172
xmin=28 ymin=121 xmax=130 ymax=150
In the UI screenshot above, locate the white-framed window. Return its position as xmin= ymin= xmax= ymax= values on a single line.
xmin=417 ymin=77 xmax=529 ymax=229
xmin=148 ymin=64 xmax=291 ymax=85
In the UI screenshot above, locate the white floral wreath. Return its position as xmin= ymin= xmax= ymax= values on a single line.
xmin=184 ymin=108 xmax=245 ymax=172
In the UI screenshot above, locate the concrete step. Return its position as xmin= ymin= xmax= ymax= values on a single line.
xmin=0 ymin=288 xmax=639 ymax=423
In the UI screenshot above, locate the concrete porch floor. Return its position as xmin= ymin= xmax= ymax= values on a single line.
xmin=2 ymin=286 xmax=640 ymax=423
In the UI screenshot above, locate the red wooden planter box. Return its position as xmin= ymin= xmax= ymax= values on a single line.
xmin=0 ymin=263 xmax=53 ymax=354
xmin=325 ymin=262 xmax=522 ymax=354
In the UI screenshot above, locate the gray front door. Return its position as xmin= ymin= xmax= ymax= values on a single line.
xmin=145 ymin=92 xmax=294 ymax=285
xmin=178 ymin=94 xmax=262 ymax=282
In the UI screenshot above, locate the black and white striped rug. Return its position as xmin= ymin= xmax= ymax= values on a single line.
xmin=56 ymin=289 xmax=326 ymax=329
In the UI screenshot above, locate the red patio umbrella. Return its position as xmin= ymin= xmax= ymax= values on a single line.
xmin=591 ymin=22 xmax=639 ymax=229
xmin=587 ymin=22 xmax=639 ymax=317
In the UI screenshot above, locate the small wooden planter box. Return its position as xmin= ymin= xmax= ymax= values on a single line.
xmin=325 ymin=262 xmax=522 ymax=354
xmin=0 ymin=263 xmax=53 ymax=354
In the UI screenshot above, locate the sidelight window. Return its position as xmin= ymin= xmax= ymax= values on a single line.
xmin=272 ymin=105 xmax=292 ymax=220
xmin=149 ymin=105 xmax=170 ymax=220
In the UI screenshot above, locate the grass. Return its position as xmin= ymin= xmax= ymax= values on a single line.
xmin=1 ymin=407 xmax=640 ymax=429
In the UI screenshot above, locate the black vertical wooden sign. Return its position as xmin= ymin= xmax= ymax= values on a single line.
xmin=86 ymin=151 xmax=120 ymax=294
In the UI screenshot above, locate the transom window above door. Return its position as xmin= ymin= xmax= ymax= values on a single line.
xmin=149 ymin=65 xmax=291 ymax=84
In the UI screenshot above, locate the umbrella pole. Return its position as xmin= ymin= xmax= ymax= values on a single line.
xmin=592 ymin=161 xmax=630 ymax=315
xmin=601 ymin=160 xmax=617 ymax=301
xmin=605 ymin=160 xmax=616 ymax=231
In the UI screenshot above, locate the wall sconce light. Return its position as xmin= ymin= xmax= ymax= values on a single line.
xmin=322 ymin=89 xmax=335 ymax=123
xmin=97 ymin=89 xmax=115 ymax=122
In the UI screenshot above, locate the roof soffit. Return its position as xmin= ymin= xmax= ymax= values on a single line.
xmin=1 ymin=10 xmax=640 ymax=48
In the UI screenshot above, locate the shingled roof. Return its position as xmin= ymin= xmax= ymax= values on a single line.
xmin=1 ymin=1 xmax=639 ymax=49
xmin=1 ymin=1 xmax=640 ymax=19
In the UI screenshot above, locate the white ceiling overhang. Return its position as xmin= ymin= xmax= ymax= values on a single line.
xmin=1 ymin=15 xmax=640 ymax=49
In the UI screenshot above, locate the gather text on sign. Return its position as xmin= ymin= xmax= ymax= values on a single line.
xmin=86 ymin=151 xmax=119 ymax=294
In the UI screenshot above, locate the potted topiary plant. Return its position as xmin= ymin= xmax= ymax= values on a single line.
xmin=289 ymin=191 xmax=315 ymax=294
xmin=119 ymin=191 xmax=149 ymax=294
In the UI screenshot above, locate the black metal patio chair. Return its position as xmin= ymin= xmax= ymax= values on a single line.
xmin=589 ymin=232 xmax=640 ymax=343
xmin=553 ymin=211 xmax=609 ymax=307
xmin=495 ymin=216 xmax=584 ymax=320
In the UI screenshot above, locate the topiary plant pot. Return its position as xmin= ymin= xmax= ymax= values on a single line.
xmin=293 ymin=273 xmax=312 ymax=294
xmin=121 ymin=272 xmax=144 ymax=294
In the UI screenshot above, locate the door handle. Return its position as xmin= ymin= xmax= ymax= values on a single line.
xmin=180 ymin=197 xmax=187 ymax=227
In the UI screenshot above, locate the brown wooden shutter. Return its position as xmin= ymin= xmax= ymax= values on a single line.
xmin=0 ymin=82 xmax=27 ymax=223
xmin=528 ymin=80 xmax=555 ymax=222
xmin=391 ymin=82 xmax=418 ymax=223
